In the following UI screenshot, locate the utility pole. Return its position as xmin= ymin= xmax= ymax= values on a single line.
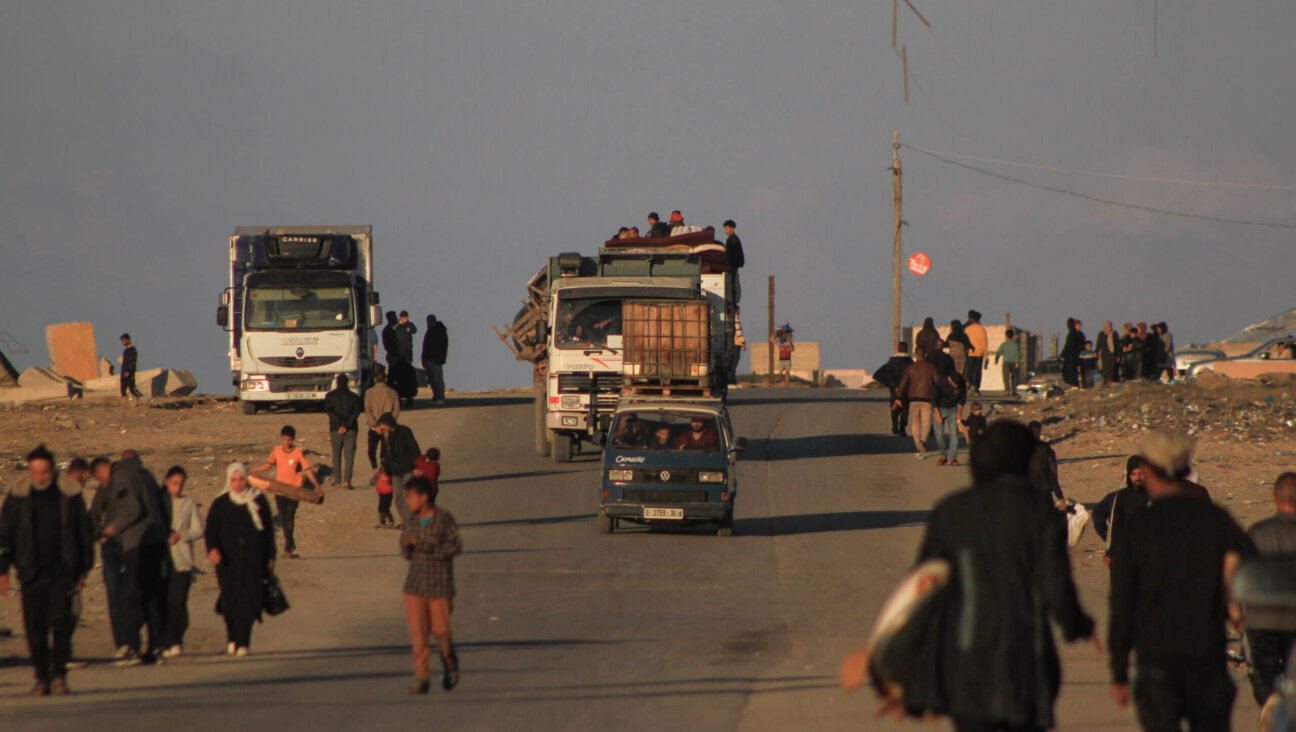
xmin=767 ymin=275 xmax=775 ymax=386
xmin=891 ymin=132 xmax=903 ymax=352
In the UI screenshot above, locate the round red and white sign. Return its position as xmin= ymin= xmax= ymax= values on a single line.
xmin=907 ymin=252 xmax=931 ymax=276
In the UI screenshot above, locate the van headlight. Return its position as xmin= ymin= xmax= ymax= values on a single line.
xmin=608 ymin=469 xmax=634 ymax=482
xmin=698 ymin=471 xmax=725 ymax=483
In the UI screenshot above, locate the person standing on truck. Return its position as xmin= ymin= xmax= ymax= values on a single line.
xmin=325 ymin=375 xmax=363 ymax=490
xmin=646 ymin=212 xmax=670 ymax=238
xmin=964 ymin=310 xmax=988 ymax=396
xmin=723 ymin=219 xmax=744 ymax=304
xmin=119 ymin=333 xmax=143 ymax=399
xmin=365 ymin=367 xmax=400 ymax=483
xmin=668 ymin=210 xmax=686 ymax=235
xmin=422 ymin=315 xmax=449 ymax=405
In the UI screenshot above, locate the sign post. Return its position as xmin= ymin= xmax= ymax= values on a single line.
xmin=907 ymin=252 xmax=931 ymax=277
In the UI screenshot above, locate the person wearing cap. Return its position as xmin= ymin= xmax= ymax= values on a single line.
xmin=1108 ymin=429 xmax=1256 ymax=731
xmin=375 ymin=413 xmax=421 ymax=527
xmin=1242 ymin=472 xmax=1296 ymax=708
xmin=118 ymin=333 xmax=143 ymax=399
xmin=646 ymin=212 xmax=670 ymax=238
xmin=668 ymin=210 xmax=685 ymax=236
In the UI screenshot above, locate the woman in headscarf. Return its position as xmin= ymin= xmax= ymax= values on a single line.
xmin=914 ymin=318 xmax=942 ymax=364
xmin=204 ymin=462 xmax=276 ymax=657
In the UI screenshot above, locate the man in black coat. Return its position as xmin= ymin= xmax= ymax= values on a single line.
xmin=324 ymin=374 xmax=364 ymax=489
xmin=1061 ymin=318 xmax=1084 ymax=387
xmin=0 ymin=445 xmax=95 ymax=696
xmin=376 ymin=413 xmax=421 ymax=527
xmin=646 ymin=212 xmax=671 ymax=239
xmin=916 ymin=421 xmax=1096 ymax=731
xmin=874 ymin=342 xmax=914 ymax=436
xmin=421 ymin=314 xmax=449 ymax=404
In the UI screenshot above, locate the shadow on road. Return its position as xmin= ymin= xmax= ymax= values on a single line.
xmin=729 ymin=392 xmax=885 ymax=407
xmin=733 ymin=509 xmax=929 ymax=537
xmin=442 ymin=469 xmax=573 ymax=486
xmin=441 ymin=676 xmax=837 ymax=704
xmin=744 ymin=433 xmax=918 ymax=461
xmin=461 ymin=513 xmax=597 ymax=529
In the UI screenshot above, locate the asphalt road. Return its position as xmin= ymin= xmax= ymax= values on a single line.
xmin=0 ymin=388 xmax=1259 ymax=730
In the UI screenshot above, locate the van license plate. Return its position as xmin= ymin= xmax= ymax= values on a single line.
xmin=643 ymin=507 xmax=684 ymax=520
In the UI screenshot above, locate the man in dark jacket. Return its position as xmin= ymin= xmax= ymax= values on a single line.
xmin=376 ymin=413 xmax=421 ymax=527
xmin=1060 ymin=318 xmax=1084 ymax=387
xmin=894 ymin=346 xmax=941 ymax=458
xmin=917 ymin=421 xmax=1096 ymax=730
xmin=100 ymin=451 xmax=170 ymax=665
xmin=1243 ymin=472 xmax=1296 ymax=706
xmin=119 ymin=333 xmax=143 ymax=399
xmin=874 ymin=342 xmax=913 ymax=436
xmin=646 ymin=212 xmax=671 ymax=239
xmin=325 ymin=374 xmax=363 ymax=490
xmin=722 ymin=219 xmax=745 ymax=304
xmin=0 ymin=445 xmax=95 ymax=695
xmin=1027 ymin=421 xmax=1065 ymax=506
xmin=1109 ymin=430 xmax=1255 ymax=731
xmin=421 ymin=315 xmax=450 ymax=404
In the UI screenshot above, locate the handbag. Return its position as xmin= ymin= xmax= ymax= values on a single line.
xmin=263 ymin=572 xmax=290 ymax=616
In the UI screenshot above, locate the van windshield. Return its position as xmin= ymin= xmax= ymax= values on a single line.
xmin=612 ymin=411 xmax=721 ymax=452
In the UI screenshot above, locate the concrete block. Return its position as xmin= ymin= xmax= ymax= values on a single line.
xmin=98 ymin=357 xmax=114 ymax=378
xmin=19 ymin=366 xmax=67 ymax=388
xmin=149 ymin=369 xmax=198 ymax=397
xmin=0 ymin=350 xmax=18 ymax=388
xmin=84 ymin=375 xmax=121 ymax=393
xmin=46 ymin=322 xmax=100 ymax=382
xmin=0 ymin=382 xmax=79 ymax=406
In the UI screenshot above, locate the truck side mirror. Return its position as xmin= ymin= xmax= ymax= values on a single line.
xmin=369 ymin=291 xmax=381 ymax=306
xmin=216 ymin=305 xmax=229 ymax=328
xmin=733 ymin=437 xmax=747 ymax=453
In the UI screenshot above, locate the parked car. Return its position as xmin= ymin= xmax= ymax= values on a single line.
xmin=1174 ymin=347 xmax=1226 ymax=374
xmin=599 ymin=399 xmax=743 ymax=537
xmin=1187 ymin=337 xmax=1296 ymax=379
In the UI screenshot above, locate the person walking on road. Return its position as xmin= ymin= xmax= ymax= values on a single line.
xmin=1027 ymin=421 xmax=1065 ymax=507
xmin=914 ymin=318 xmax=942 ymax=363
xmin=401 ymin=476 xmax=462 ymax=694
xmin=874 ymin=342 xmax=914 ymax=436
xmin=771 ymin=325 xmax=795 ymax=388
xmin=933 ymin=371 xmax=967 ymax=467
xmin=1097 ymin=321 xmax=1119 ymax=386
xmin=841 ymin=421 xmax=1098 ymax=729
xmin=421 ymin=315 xmax=449 ymax=404
xmin=377 ymin=413 xmax=421 ymax=527
xmin=100 ymin=450 xmax=170 ymax=665
xmin=946 ymin=320 xmax=971 ymax=378
xmin=963 ymin=311 xmax=988 ymax=396
xmin=1108 ymin=430 xmax=1256 ymax=731
xmin=1242 ymin=472 xmax=1296 ymax=709
xmin=160 ymin=466 xmax=205 ymax=659
xmin=325 ymin=375 xmax=363 ymax=490
xmin=994 ymin=329 xmax=1021 ymax=397
xmin=894 ymin=345 xmax=940 ymax=459
xmin=249 ymin=425 xmax=321 ymax=560
xmin=205 ymin=463 xmax=276 ymax=657
xmin=0 ymin=445 xmax=95 ymax=696
xmin=365 ymin=366 xmax=400 ymax=483
xmin=119 ymin=333 xmax=143 ymax=399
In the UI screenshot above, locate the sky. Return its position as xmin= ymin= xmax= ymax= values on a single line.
xmin=3 ymin=1 xmax=1294 ymax=393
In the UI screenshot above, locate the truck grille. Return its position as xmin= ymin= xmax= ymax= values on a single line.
xmin=558 ymin=373 xmax=622 ymax=406
xmin=260 ymin=356 xmax=343 ymax=368
xmin=623 ymin=489 xmax=708 ymax=503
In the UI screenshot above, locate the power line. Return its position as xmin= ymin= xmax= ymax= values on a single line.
xmin=904 ymin=144 xmax=1296 ymax=191
xmin=903 ymin=145 xmax=1296 ymax=230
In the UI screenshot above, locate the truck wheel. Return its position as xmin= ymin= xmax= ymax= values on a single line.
xmin=598 ymin=512 xmax=614 ymax=534
xmin=242 ymin=400 xmax=259 ymax=415
xmin=553 ymin=433 xmax=574 ymax=463
xmin=535 ymin=386 xmax=550 ymax=457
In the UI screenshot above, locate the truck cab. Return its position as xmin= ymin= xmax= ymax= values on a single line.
xmin=598 ymin=399 xmax=744 ymax=537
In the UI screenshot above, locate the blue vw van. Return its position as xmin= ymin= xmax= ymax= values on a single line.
xmin=598 ymin=398 xmax=744 ymax=536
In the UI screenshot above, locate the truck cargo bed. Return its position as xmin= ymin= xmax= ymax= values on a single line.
xmin=622 ymin=301 xmax=712 ymax=387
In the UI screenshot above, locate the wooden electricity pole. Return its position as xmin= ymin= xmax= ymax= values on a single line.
xmin=767 ymin=275 xmax=775 ymax=386
xmin=891 ymin=132 xmax=903 ymax=352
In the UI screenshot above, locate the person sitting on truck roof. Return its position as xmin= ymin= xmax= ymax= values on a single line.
xmin=616 ymin=227 xmax=630 ymax=240
xmin=676 ymin=417 xmax=718 ymax=451
xmin=626 ymin=227 xmax=640 ymax=239
xmin=668 ymin=210 xmax=685 ymax=236
xmin=646 ymin=213 xmax=670 ymax=239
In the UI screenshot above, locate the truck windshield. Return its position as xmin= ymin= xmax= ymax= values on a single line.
xmin=611 ymin=411 xmax=721 ymax=453
xmin=555 ymin=297 xmax=623 ymax=349
xmin=245 ymin=286 xmax=354 ymax=331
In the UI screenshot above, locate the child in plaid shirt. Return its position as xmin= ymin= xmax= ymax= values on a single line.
xmin=401 ymin=476 xmax=462 ymax=693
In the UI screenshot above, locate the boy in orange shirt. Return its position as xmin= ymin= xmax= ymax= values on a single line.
xmin=250 ymin=425 xmax=322 ymax=559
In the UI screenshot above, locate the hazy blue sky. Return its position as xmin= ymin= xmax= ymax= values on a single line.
xmin=3 ymin=2 xmax=1293 ymax=392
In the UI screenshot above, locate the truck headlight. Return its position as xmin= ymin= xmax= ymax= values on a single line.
xmin=608 ymin=469 xmax=634 ymax=482
xmin=560 ymin=396 xmax=581 ymax=409
xmin=698 ymin=471 xmax=725 ymax=483
xmin=241 ymin=376 xmax=269 ymax=391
